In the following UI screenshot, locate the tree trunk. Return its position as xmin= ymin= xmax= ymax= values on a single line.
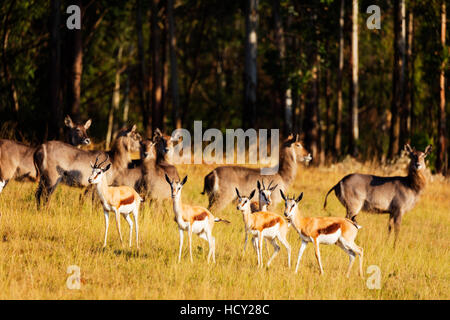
xmin=136 ymin=0 xmax=150 ymax=137
xmin=273 ymin=0 xmax=292 ymax=134
xmin=304 ymin=13 xmax=320 ymax=165
xmin=2 ymin=1 xmax=20 ymax=120
xmin=106 ymin=45 xmax=123 ymax=149
xmin=437 ymin=2 xmax=447 ymax=174
xmin=334 ymin=0 xmax=344 ymax=159
xmin=122 ymin=66 xmax=131 ymax=126
xmin=389 ymin=0 xmax=406 ymax=159
xmin=49 ymin=0 xmax=62 ymax=140
xmin=68 ymin=0 xmax=83 ymax=121
xmin=168 ymin=0 xmax=181 ymax=129
xmin=151 ymin=0 xmax=163 ymax=136
xmin=349 ymin=0 xmax=359 ymax=157
xmin=403 ymin=8 xmax=414 ymax=144
xmin=243 ymin=0 xmax=258 ymax=129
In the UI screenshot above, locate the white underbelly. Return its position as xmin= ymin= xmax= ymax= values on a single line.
xmin=117 ymin=202 xmax=136 ymax=215
xmin=191 ymin=219 xmax=208 ymax=234
xmin=317 ymin=229 xmax=341 ymax=245
xmin=250 ymin=224 xmax=280 ymax=240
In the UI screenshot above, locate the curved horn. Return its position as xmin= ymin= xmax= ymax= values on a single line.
xmin=262 ymin=179 xmax=265 ymax=190
xmin=98 ymin=154 xmax=109 ymax=167
xmin=267 ymin=180 xmax=273 ymax=190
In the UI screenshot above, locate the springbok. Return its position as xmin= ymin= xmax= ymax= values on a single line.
xmin=88 ymin=155 xmax=141 ymax=249
xmin=165 ymin=174 xmax=230 ymax=263
xmin=245 ymin=180 xmax=278 ymax=256
xmin=202 ymin=134 xmax=311 ymax=212
xmin=0 ymin=115 xmax=91 ymax=195
xmin=235 ymin=188 xmax=291 ymax=268
xmin=281 ymin=190 xmax=363 ymax=277
xmin=323 ymin=144 xmax=432 ymax=247
xmin=34 ymin=125 xmax=141 ymax=208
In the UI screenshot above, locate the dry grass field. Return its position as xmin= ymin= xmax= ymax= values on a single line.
xmin=0 ymin=161 xmax=448 ymax=300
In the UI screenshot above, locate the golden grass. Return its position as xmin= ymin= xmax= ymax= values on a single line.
xmin=0 ymin=163 xmax=448 ymax=299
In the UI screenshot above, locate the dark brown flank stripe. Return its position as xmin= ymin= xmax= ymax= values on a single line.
xmin=317 ymin=223 xmax=340 ymax=235
xmin=262 ymin=217 xmax=281 ymax=229
xmin=119 ymin=195 xmax=135 ymax=207
xmin=193 ymin=211 xmax=208 ymax=221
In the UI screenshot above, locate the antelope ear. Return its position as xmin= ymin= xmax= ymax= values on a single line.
xmin=404 ymin=144 xmax=413 ymax=154
xmin=296 ymin=134 xmax=300 ymax=142
xmin=154 ymin=128 xmax=162 ymax=137
xmin=181 ymin=175 xmax=188 ymax=186
xmin=130 ymin=124 xmax=137 ymax=132
xmin=296 ymin=192 xmax=304 ymax=203
xmin=84 ymin=119 xmax=92 ymax=130
xmin=280 ymin=189 xmax=287 ymax=201
xmin=424 ymin=144 xmax=432 ymax=157
xmin=235 ymin=188 xmax=241 ymax=199
xmin=64 ymin=115 xmax=74 ymax=128
xmin=102 ymin=163 xmax=111 ymax=172
xmin=90 ymin=161 xmax=94 ymax=168
xmin=249 ymin=189 xmax=256 ymax=200
xmin=257 ymin=180 xmax=261 ymax=191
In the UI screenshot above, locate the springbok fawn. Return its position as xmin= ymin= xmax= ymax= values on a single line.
xmin=88 ymin=154 xmax=142 ymax=249
xmin=281 ymin=190 xmax=363 ymax=277
xmin=202 ymin=134 xmax=311 ymax=212
xmin=165 ymin=174 xmax=229 ymax=263
xmin=324 ymin=144 xmax=432 ymax=247
xmin=0 ymin=115 xmax=91 ymax=195
xmin=235 ymin=188 xmax=291 ymax=268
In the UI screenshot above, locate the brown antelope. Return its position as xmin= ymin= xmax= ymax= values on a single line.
xmin=323 ymin=144 xmax=432 ymax=247
xmin=202 ymin=134 xmax=311 ymax=212
xmin=88 ymin=154 xmax=142 ymax=249
xmin=235 ymin=188 xmax=291 ymax=268
xmin=165 ymin=174 xmax=230 ymax=263
xmin=34 ymin=125 xmax=141 ymax=208
xmin=0 ymin=115 xmax=92 ymax=195
xmin=281 ymin=190 xmax=363 ymax=277
xmin=112 ymin=130 xmax=180 ymax=202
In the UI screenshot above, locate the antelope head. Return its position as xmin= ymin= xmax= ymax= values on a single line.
xmin=280 ymin=190 xmax=303 ymax=222
xmin=64 ymin=115 xmax=92 ymax=146
xmin=404 ymin=144 xmax=432 ymax=171
xmin=88 ymin=154 xmax=111 ymax=184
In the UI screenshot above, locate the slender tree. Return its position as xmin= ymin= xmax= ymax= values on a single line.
xmin=349 ymin=0 xmax=359 ymax=157
xmin=136 ymin=0 xmax=150 ymax=137
xmin=437 ymin=1 xmax=447 ymax=174
xmin=334 ymin=0 xmax=345 ymax=158
xmin=389 ymin=0 xmax=406 ymax=159
xmin=68 ymin=0 xmax=83 ymax=121
xmin=168 ymin=0 xmax=181 ymax=129
xmin=49 ymin=0 xmax=62 ymax=140
xmin=151 ymin=0 xmax=163 ymax=135
xmin=243 ymin=0 xmax=258 ymax=129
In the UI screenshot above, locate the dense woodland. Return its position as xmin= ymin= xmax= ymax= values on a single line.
xmin=0 ymin=0 xmax=448 ymax=173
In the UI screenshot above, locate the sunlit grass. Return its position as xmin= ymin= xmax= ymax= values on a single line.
xmin=0 ymin=163 xmax=448 ymax=299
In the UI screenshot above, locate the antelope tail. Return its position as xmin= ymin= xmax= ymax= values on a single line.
xmin=323 ymin=183 xmax=338 ymax=209
xmin=214 ymin=217 xmax=230 ymax=224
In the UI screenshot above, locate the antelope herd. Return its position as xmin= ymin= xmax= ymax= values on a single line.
xmin=0 ymin=116 xmax=433 ymax=277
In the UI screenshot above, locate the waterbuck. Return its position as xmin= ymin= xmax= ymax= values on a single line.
xmin=323 ymin=144 xmax=432 ymax=247
xmin=112 ymin=130 xmax=180 ymax=202
xmin=201 ymin=134 xmax=311 ymax=212
xmin=0 ymin=115 xmax=92 ymax=194
xmin=34 ymin=125 xmax=141 ymax=208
